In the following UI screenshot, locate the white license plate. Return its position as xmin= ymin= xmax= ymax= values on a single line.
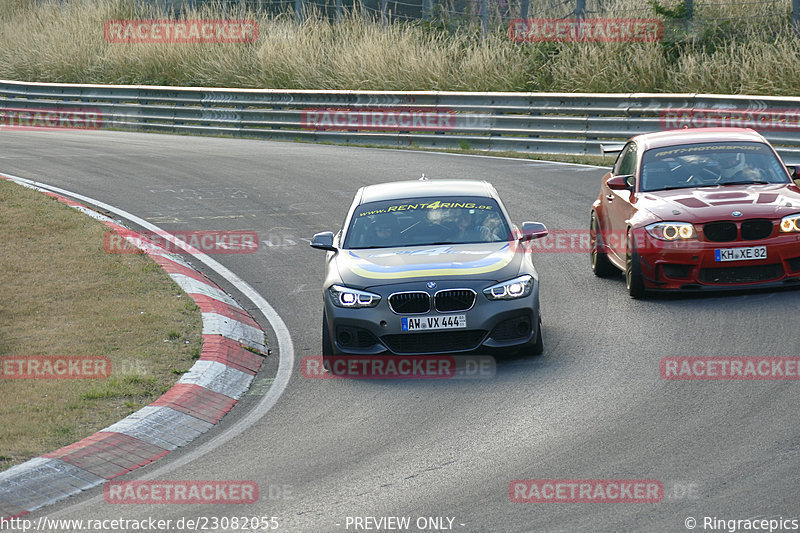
xmin=401 ymin=315 xmax=466 ymax=331
xmin=714 ymin=246 xmax=767 ymax=262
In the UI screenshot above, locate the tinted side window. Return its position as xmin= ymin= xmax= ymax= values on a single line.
xmin=614 ymin=143 xmax=638 ymax=176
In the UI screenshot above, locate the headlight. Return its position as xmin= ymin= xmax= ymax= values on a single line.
xmin=483 ymin=275 xmax=533 ymax=300
xmin=328 ymin=285 xmax=381 ymax=308
xmin=780 ymin=214 xmax=800 ymax=233
xmin=645 ymin=222 xmax=696 ymax=241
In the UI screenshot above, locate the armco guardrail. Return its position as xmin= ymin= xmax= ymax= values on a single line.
xmin=3 ymin=79 xmax=800 ymax=160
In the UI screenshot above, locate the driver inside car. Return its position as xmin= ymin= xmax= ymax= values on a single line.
xmin=367 ymin=218 xmax=399 ymax=247
xmin=716 ymin=151 xmax=761 ymax=183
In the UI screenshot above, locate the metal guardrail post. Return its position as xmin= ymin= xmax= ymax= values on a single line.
xmin=422 ymin=0 xmax=432 ymax=21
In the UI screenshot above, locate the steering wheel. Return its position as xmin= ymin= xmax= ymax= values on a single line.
xmin=404 ymin=222 xmax=450 ymax=243
xmin=684 ymin=164 xmax=721 ymax=186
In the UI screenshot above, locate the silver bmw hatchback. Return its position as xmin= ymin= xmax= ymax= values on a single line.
xmin=311 ymin=178 xmax=548 ymax=358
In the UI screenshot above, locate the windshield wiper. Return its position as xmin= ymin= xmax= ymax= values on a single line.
xmin=720 ymin=180 xmax=769 ymax=186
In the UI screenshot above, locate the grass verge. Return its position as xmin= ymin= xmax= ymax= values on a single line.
xmin=0 ymin=178 xmax=202 ymax=472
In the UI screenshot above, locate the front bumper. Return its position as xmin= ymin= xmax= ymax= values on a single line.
xmin=323 ymin=279 xmax=541 ymax=355
xmin=635 ymin=232 xmax=800 ymax=291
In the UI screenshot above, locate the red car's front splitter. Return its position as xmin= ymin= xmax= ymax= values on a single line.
xmin=635 ymin=234 xmax=800 ymax=290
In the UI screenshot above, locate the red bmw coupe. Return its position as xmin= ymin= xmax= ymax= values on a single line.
xmin=590 ymin=127 xmax=800 ymax=297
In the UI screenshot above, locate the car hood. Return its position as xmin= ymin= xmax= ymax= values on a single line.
xmin=636 ymin=184 xmax=800 ymax=222
xmin=335 ymin=242 xmax=522 ymax=288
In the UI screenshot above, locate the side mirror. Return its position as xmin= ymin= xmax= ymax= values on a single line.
xmin=787 ymin=165 xmax=800 ymax=185
xmin=520 ymin=221 xmax=548 ymax=241
xmin=607 ymin=175 xmax=634 ymax=191
xmin=310 ymin=231 xmax=336 ymax=251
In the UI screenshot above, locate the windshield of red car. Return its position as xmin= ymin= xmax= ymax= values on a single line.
xmin=639 ymin=141 xmax=790 ymax=192
xmin=344 ymin=197 xmax=511 ymax=249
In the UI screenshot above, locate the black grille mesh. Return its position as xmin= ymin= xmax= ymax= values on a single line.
xmin=699 ymin=264 xmax=783 ymax=284
xmin=703 ymin=221 xmax=738 ymax=242
xmin=703 ymin=219 xmax=775 ymax=242
xmin=382 ymin=330 xmax=486 ymax=354
xmin=434 ymin=289 xmax=476 ymax=312
xmin=389 ymin=292 xmax=430 ymax=314
xmin=741 ymin=219 xmax=773 ymax=240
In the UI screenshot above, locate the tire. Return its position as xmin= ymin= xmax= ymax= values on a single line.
xmin=625 ymin=230 xmax=646 ymax=299
xmin=590 ymin=212 xmax=616 ymax=278
xmin=531 ymin=316 xmax=544 ymax=355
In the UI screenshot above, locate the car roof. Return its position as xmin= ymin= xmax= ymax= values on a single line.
xmin=358 ymin=179 xmax=498 ymax=204
xmin=632 ymin=127 xmax=767 ymax=152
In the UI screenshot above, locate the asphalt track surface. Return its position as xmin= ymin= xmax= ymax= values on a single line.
xmin=2 ymin=130 xmax=799 ymax=533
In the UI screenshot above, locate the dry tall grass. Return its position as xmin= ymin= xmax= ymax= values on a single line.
xmin=0 ymin=0 xmax=798 ymax=94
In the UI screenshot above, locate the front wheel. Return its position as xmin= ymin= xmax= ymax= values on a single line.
xmin=625 ymin=230 xmax=645 ymax=299
xmin=590 ymin=211 xmax=616 ymax=277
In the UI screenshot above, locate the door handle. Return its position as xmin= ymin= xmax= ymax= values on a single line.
xmin=606 ymin=194 xmax=614 ymax=202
